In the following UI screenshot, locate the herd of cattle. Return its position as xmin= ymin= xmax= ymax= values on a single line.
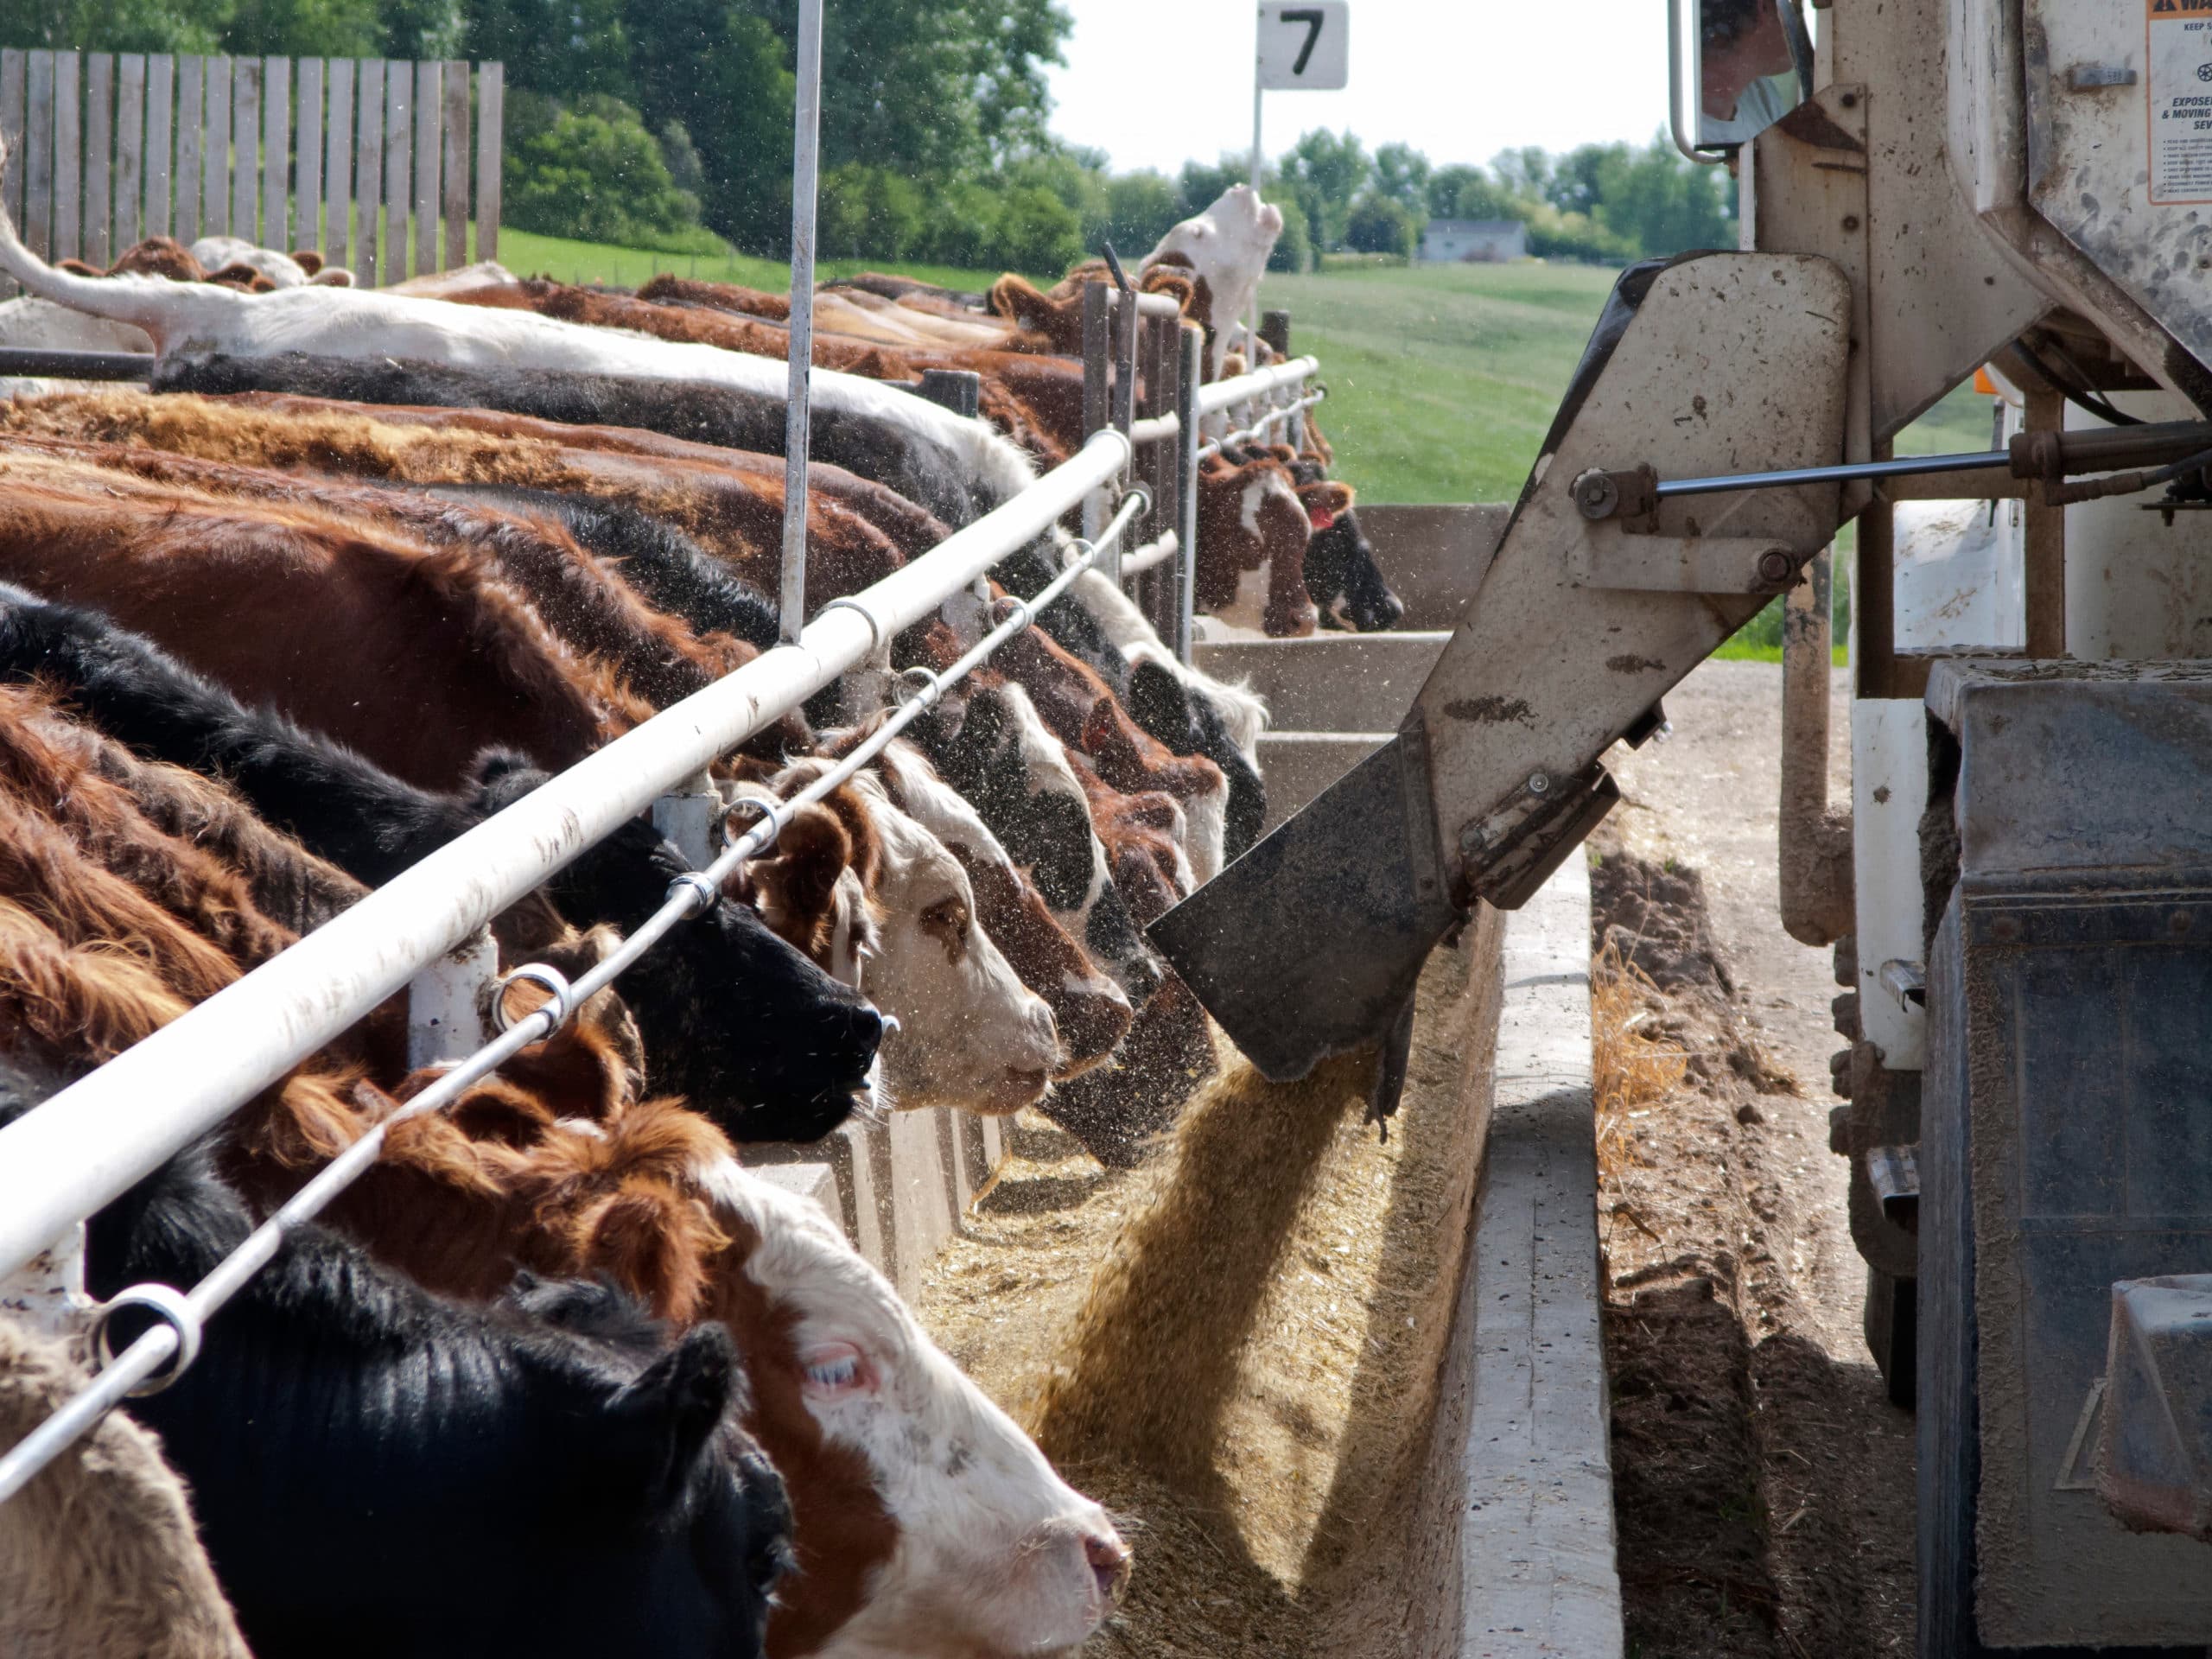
xmin=0 ymin=164 xmax=1406 ymax=1659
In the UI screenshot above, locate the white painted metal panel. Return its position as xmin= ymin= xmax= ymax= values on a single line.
xmin=1851 ymin=700 xmax=1929 ymax=1071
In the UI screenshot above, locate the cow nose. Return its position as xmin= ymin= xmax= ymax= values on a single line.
xmin=844 ymin=1001 xmax=887 ymax=1070
xmin=1085 ymin=1532 xmax=1132 ymax=1603
xmin=1122 ymin=949 xmax=1164 ymax=1003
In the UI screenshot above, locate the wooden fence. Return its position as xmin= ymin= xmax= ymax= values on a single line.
xmin=0 ymin=50 xmax=502 ymax=295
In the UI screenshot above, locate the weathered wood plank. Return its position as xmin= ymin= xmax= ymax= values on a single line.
xmin=294 ymin=57 xmax=321 ymax=256
xmin=114 ymin=54 xmax=144 ymax=251
xmin=172 ymin=56 xmax=200 ymax=243
xmin=353 ymin=58 xmax=381 ymax=286
xmin=440 ymin=59 xmax=467 ymax=270
xmin=82 ymin=54 xmax=111 ymax=265
xmin=323 ymin=60 xmax=352 ymax=267
xmin=381 ymin=60 xmax=408 ymax=281
xmin=2 ymin=52 xmax=25 ymax=296
xmin=229 ymin=56 xmax=257 ymax=246
xmin=474 ymin=61 xmax=500 ymax=263
xmin=52 ymin=52 xmax=79 ymax=263
xmin=411 ymin=60 xmax=437 ymax=276
xmin=201 ymin=56 xmax=229 ymax=237
xmin=24 ymin=50 xmax=54 ymax=261
xmin=261 ymin=56 xmax=287 ymax=251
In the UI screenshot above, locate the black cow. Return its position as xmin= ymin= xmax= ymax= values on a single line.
xmin=71 ymin=1123 xmax=793 ymax=1659
xmin=1217 ymin=442 xmax=1404 ymax=633
xmin=0 ymin=585 xmax=881 ymax=1141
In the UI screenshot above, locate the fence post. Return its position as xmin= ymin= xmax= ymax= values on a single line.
xmin=412 ymin=60 xmax=438 ymax=276
xmin=780 ymin=0 xmax=823 ymax=645
xmin=326 ymin=60 xmax=354 ymax=270
xmin=229 ymin=56 xmax=257 ymax=247
xmin=440 ymin=60 xmax=467 ymax=270
xmin=24 ymin=51 xmax=53 ymax=261
xmin=175 ymin=56 xmax=200 ymax=244
xmin=353 ymin=59 xmax=381 ymax=285
xmin=201 ymin=56 xmax=228 ymax=236
xmin=114 ymin=54 xmax=143 ymax=253
xmin=261 ymin=56 xmax=287 ymax=251
xmin=1106 ymin=288 xmax=1137 ymax=583
xmin=296 ymin=57 xmax=322 ymax=256
xmin=143 ymin=54 xmax=170 ymax=238
xmin=474 ymin=62 xmax=500 ymax=264
xmin=53 ymin=52 xmax=79 ymax=264
xmin=652 ymin=771 xmax=724 ymax=869
xmin=83 ymin=54 xmax=111 ymax=268
xmin=1175 ymin=322 xmax=1200 ymax=664
xmin=3 ymin=52 xmax=25 ymax=296
xmin=1080 ymin=281 xmax=1110 ymax=546
xmin=381 ymin=60 xmax=408 ymax=281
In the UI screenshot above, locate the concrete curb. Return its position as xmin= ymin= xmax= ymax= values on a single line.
xmin=1457 ymin=860 xmax=1623 ymax=1658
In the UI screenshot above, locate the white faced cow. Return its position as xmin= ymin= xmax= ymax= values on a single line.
xmin=695 ymin=1156 xmax=1131 ymax=1659
xmin=1143 ymin=183 xmax=1285 ymax=378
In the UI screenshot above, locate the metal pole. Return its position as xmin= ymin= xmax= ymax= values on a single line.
xmin=1107 ymin=288 xmax=1138 ymax=585
xmin=1175 ymin=321 xmax=1201 ymax=664
xmin=780 ymin=0 xmax=824 ymax=646
xmin=1249 ymin=76 xmax=1263 ymax=360
xmin=1081 ymin=281 xmax=1110 ymax=544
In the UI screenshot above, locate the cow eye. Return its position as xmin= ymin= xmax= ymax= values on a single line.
xmin=921 ymin=898 xmax=967 ymax=938
xmin=801 ymin=1342 xmax=868 ymax=1395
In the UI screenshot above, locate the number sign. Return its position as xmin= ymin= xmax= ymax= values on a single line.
xmin=1256 ymin=1 xmax=1349 ymax=91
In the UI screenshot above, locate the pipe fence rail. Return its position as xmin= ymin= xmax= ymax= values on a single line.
xmin=0 ymin=134 xmax=1322 ymax=1496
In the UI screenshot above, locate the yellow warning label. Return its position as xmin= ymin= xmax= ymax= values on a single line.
xmin=2150 ymin=0 xmax=2212 ymax=202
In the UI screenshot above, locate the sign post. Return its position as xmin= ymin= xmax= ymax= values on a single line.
xmin=1253 ymin=2 xmax=1348 ymax=344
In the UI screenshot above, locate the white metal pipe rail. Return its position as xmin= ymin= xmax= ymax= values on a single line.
xmin=1195 ymin=353 xmax=1319 ymax=419
xmin=0 ymin=427 xmax=1134 ymax=1287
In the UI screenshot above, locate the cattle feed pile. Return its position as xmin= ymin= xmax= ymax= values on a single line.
xmin=0 ymin=163 xmax=1420 ymax=1657
xmin=918 ymin=911 xmax=1507 ymax=1657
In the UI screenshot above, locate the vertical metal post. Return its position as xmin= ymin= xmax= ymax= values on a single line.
xmin=2023 ymin=385 xmax=2067 ymax=658
xmin=1080 ymin=281 xmax=1110 ymax=544
xmin=1249 ymin=76 xmax=1263 ymax=367
xmin=652 ymin=770 xmax=722 ymax=868
xmin=780 ymin=0 xmax=823 ymax=646
xmin=1175 ymin=321 xmax=1200 ymax=664
xmin=1103 ymin=289 xmax=1138 ymax=583
xmin=474 ymin=62 xmax=501 ymax=264
xmin=406 ymin=926 xmax=498 ymax=1070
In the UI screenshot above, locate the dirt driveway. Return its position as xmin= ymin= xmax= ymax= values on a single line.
xmin=1593 ymin=658 xmax=1916 ymax=1659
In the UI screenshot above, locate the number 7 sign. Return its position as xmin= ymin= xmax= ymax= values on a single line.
xmin=1257 ymin=1 xmax=1349 ymax=90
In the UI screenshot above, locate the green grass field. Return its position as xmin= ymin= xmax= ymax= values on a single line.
xmin=491 ymin=226 xmax=1010 ymax=297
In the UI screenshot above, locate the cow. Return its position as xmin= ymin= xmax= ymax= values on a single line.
xmin=896 ymin=640 xmax=1164 ymax=1004
xmin=227 ymin=1072 xmax=1134 ymax=1659
xmin=0 ymin=433 xmax=766 ymax=719
xmin=0 ymin=450 xmax=636 ymax=791
xmin=1144 ymin=184 xmax=1287 ymax=378
xmin=1192 ymin=450 xmax=1320 ymax=637
xmin=640 ymin=273 xmax=1017 ymax=353
xmin=0 ymin=586 xmax=886 ymax=1141
xmin=0 ymin=387 xmax=925 ymax=608
xmin=765 ymin=759 xmax=1062 ymax=1114
xmin=70 ymin=1125 xmax=794 ymax=1659
xmin=1225 ymin=442 xmax=1405 ymax=632
xmin=863 ymin=735 xmax=1132 ymax=1077
xmin=0 ymin=1313 xmax=253 ymax=1659
xmin=0 ymin=179 xmax=1042 ymax=531
xmin=186 ymin=237 xmax=352 ymax=289
xmin=149 ymin=350 xmax=1014 ymax=546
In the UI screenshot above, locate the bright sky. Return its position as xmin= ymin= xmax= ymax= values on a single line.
xmin=1044 ymin=0 xmax=1671 ymax=176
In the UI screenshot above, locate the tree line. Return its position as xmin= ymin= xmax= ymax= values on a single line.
xmin=15 ymin=2 xmax=1736 ymax=271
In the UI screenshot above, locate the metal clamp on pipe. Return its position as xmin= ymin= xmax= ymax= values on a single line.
xmin=491 ymin=963 xmax=576 ymax=1037
xmin=86 ymin=1283 xmax=201 ymax=1397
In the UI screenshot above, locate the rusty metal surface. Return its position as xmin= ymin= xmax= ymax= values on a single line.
xmin=2098 ymin=1275 xmax=2212 ymax=1542
xmin=1780 ymin=550 xmax=1853 ymax=944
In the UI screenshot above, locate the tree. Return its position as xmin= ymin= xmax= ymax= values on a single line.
xmin=620 ymin=0 xmax=791 ymax=251
xmin=219 ymin=0 xmax=383 ymax=56
xmin=1177 ymin=157 xmax=1247 ymax=218
xmin=1267 ymin=194 xmax=1311 ymax=271
xmin=504 ymin=97 xmax=709 ymax=249
xmin=1102 ymin=171 xmax=1183 ymax=259
xmin=991 ymin=183 xmax=1082 ymax=275
xmin=465 ymin=0 xmax=632 ymax=104
xmin=1491 ymin=145 xmax=1553 ymax=200
xmin=1427 ymin=162 xmax=1524 ymax=224
xmin=1277 ymin=128 xmax=1370 ymax=251
xmin=1370 ymin=142 xmax=1429 ymax=211
xmin=817 ymin=162 xmax=922 ymax=260
xmin=1344 ymin=194 xmax=1418 ymax=258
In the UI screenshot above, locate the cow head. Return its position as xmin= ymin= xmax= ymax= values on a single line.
xmin=775 ymin=763 xmax=1061 ymax=1115
xmin=1299 ymin=481 xmax=1405 ymax=632
xmin=732 ymin=792 xmax=884 ymax=995
xmin=869 ymin=738 xmax=1132 ymax=1077
xmin=1196 ymin=456 xmax=1317 ymax=637
xmin=696 ymin=1160 xmax=1130 ymax=1659
xmin=1144 ymin=185 xmax=1284 ymax=378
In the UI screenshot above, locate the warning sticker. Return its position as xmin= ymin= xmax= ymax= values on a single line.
xmin=2149 ymin=0 xmax=2212 ymax=203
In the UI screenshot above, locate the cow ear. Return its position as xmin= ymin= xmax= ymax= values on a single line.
xmin=289 ymin=249 xmax=325 ymax=275
xmin=601 ymin=1324 xmax=741 ymax=1509
xmin=988 ymin=274 xmax=1059 ymax=336
xmin=1127 ymin=658 xmax=1196 ymax=748
xmin=1316 ymin=482 xmax=1355 ymax=515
